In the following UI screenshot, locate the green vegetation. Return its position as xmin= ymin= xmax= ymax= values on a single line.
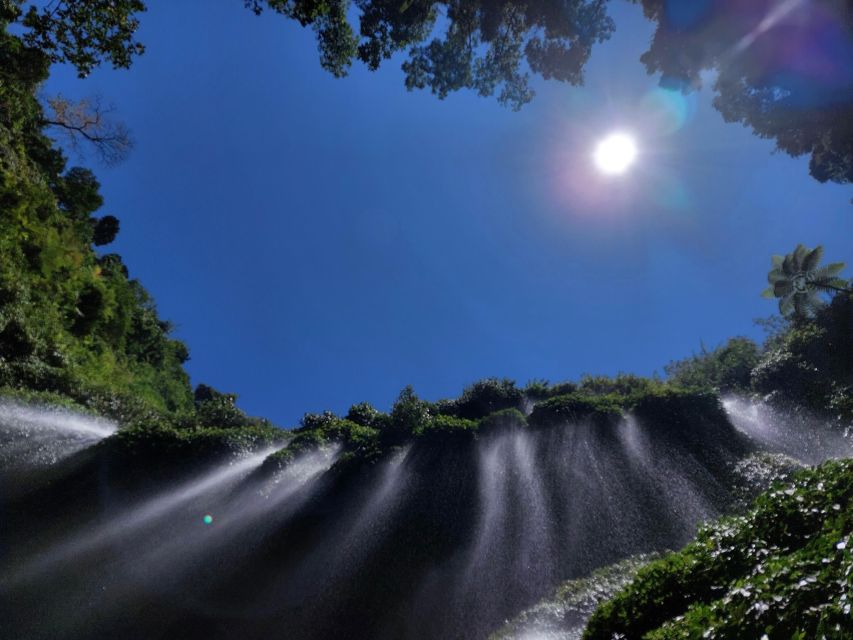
xmin=528 ymin=392 xmax=623 ymax=428
xmin=665 ymin=338 xmax=761 ymax=394
xmin=6 ymin=1 xmax=848 ymax=186
xmin=762 ymin=245 xmax=848 ymax=320
xmin=0 ymin=23 xmax=193 ymax=418
xmin=491 ymin=554 xmax=658 ymax=640
xmin=661 ymin=287 xmax=851 ymax=421
xmin=251 ymin=0 xmax=853 ymax=184
xmin=752 ymin=292 xmax=853 ymax=420
xmin=1 ymin=8 xmax=851 ymax=640
xmin=584 ymin=459 xmax=853 ymax=640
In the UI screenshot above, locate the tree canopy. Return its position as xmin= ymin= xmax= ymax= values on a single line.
xmin=634 ymin=0 xmax=853 ymax=184
xmin=5 ymin=0 xmax=851 ymax=183
xmin=250 ymin=0 xmax=616 ymax=109
xmin=4 ymin=0 xmax=145 ymax=77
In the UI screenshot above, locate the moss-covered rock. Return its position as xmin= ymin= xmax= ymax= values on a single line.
xmin=490 ymin=554 xmax=658 ymax=640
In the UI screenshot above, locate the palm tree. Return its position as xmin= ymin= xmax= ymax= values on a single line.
xmin=762 ymin=245 xmax=848 ymax=319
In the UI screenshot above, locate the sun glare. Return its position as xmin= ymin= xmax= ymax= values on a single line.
xmin=593 ymin=133 xmax=638 ymax=175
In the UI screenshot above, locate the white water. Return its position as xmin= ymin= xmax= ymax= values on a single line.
xmin=128 ymin=444 xmax=344 ymax=582
xmin=4 ymin=446 xmax=278 ymax=586
xmin=723 ymin=396 xmax=853 ymax=464
xmin=260 ymin=444 xmax=411 ymax=616
xmin=0 ymin=400 xmax=115 ymax=468
xmin=617 ymin=414 xmax=719 ymax=530
xmin=1 ymin=443 xmax=342 ymax=639
xmin=5 ymin=395 xmax=850 ymax=639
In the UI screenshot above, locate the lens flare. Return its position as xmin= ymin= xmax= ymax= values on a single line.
xmin=203 ymin=514 xmax=213 ymax=525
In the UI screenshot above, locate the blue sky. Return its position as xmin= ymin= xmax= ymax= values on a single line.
xmin=43 ymin=1 xmax=853 ymax=426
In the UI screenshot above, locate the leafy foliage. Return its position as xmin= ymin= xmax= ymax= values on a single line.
xmin=5 ymin=0 xmax=146 ymax=77
xmin=578 ymin=373 xmax=666 ymax=397
xmin=91 ymin=214 xmax=119 ymax=245
xmin=633 ymin=0 xmax=853 ymax=185
xmin=0 ymin=26 xmax=193 ymax=417
xmin=441 ymin=377 xmax=524 ymax=419
xmin=250 ymin=1 xmax=853 ymax=184
xmin=252 ymin=0 xmax=616 ymax=109
xmin=664 ymin=337 xmax=761 ymax=393
xmin=752 ymin=291 xmax=853 ymax=419
xmin=584 ymin=459 xmax=853 ymax=640
xmin=762 ymin=244 xmax=848 ymax=320
xmin=528 ymin=392 xmax=623 ymax=428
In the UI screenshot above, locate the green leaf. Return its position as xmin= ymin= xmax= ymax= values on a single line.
xmin=810 ymin=262 xmax=846 ymax=280
xmin=761 ymin=286 xmax=776 ymax=299
xmin=801 ymin=245 xmax=823 ymax=272
xmin=767 ymin=269 xmax=787 ymax=284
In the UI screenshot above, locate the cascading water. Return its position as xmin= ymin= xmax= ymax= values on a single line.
xmin=0 ymin=400 xmax=115 ymax=470
xmin=723 ymin=395 xmax=853 ymax=464
xmin=2 ymin=446 xmax=279 ymax=587
xmin=0 ymin=438 xmax=341 ymax=640
xmin=2 ymin=395 xmax=847 ymax=640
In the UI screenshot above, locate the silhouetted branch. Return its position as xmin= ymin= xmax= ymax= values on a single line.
xmin=41 ymin=94 xmax=133 ymax=166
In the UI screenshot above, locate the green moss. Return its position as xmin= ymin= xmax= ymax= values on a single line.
xmin=478 ymin=407 xmax=527 ymax=435
xmin=528 ymin=393 xmax=624 ymax=429
xmin=110 ymin=420 xmax=284 ymax=462
xmin=413 ymin=414 xmax=479 ymax=441
xmin=629 ymin=387 xmax=726 ymax=421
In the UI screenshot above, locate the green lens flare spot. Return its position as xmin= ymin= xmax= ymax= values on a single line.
xmin=203 ymin=514 xmax=213 ymax=525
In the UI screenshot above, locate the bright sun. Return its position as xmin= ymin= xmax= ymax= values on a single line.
xmin=593 ymin=132 xmax=638 ymax=175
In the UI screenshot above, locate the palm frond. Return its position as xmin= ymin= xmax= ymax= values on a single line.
xmin=810 ymin=262 xmax=846 ymax=280
xmin=767 ymin=269 xmax=787 ymax=285
xmin=793 ymin=244 xmax=808 ymax=271
xmin=801 ymin=245 xmax=823 ymax=272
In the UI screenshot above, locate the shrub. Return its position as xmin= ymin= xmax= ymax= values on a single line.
xmin=752 ymin=292 xmax=853 ymax=417
xmin=578 ymin=373 xmax=665 ymax=397
xmin=381 ymin=385 xmax=432 ymax=443
xmin=665 ymin=336 xmax=761 ymax=393
xmin=413 ymin=414 xmax=478 ymax=441
xmin=451 ymin=377 xmax=524 ymax=420
xmin=345 ymin=401 xmax=382 ymax=427
xmin=478 ymin=407 xmax=527 ymax=435
xmin=528 ymin=393 xmax=622 ymax=429
xmin=91 ymin=214 xmax=119 ymax=245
